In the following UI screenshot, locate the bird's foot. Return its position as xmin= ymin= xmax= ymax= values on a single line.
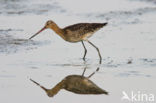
xmin=83 ymin=57 xmax=86 ymax=61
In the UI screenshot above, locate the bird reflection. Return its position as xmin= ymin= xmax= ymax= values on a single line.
xmin=30 ymin=67 xmax=108 ymax=97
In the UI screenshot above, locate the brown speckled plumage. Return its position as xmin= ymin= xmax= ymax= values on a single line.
xmin=30 ymin=68 xmax=108 ymax=97
xmin=63 ymin=23 xmax=107 ymax=42
xmin=29 ymin=20 xmax=108 ymax=64
xmin=63 ymin=75 xmax=108 ymax=94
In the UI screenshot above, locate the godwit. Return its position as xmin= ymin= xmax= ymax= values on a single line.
xmin=30 ymin=67 xmax=108 ymax=97
xmin=29 ymin=20 xmax=108 ymax=64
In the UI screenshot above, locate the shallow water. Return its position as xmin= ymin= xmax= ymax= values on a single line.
xmin=0 ymin=0 xmax=156 ymax=103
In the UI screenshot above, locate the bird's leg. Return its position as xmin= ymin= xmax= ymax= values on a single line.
xmin=82 ymin=67 xmax=87 ymax=77
xmin=88 ymin=67 xmax=100 ymax=78
xmin=87 ymin=40 xmax=102 ymax=64
xmin=81 ymin=41 xmax=87 ymax=61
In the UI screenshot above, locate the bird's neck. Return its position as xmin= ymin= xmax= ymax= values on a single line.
xmin=50 ymin=24 xmax=66 ymax=40
xmin=45 ymin=80 xmax=65 ymax=97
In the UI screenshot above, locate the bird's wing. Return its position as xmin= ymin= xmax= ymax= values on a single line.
xmin=63 ymin=23 xmax=106 ymax=35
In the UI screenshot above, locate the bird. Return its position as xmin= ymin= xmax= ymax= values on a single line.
xmin=29 ymin=20 xmax=108 ymax=64
xmin=30 ymin=67 xmax=108 ymax=97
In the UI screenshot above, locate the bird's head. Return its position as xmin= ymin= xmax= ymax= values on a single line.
xmin=44 ymin=20 xmax=56 ymax=28
xmin=29 ymin=20 xmax=56 ymax=39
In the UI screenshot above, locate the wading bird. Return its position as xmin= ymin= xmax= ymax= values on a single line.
xmin=30 ymin=67 xmax=108 ymax=97
xmin=29 ymin=20 xmax=108 ymax=64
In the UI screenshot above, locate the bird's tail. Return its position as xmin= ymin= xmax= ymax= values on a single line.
xmin=102 ymin=22 xmax=108 ymax=26
xmin=102 ymin=90 xmax=109 ymax=95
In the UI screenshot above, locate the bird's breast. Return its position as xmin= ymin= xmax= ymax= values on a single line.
xmin=64 ymin=31 xmax=83 ymax=42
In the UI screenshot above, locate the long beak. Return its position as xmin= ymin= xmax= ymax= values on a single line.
xmin=30 ymin=78 xmax=48 ymax=92
xmin=29 ymin=27 xmax=46 ymax=39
